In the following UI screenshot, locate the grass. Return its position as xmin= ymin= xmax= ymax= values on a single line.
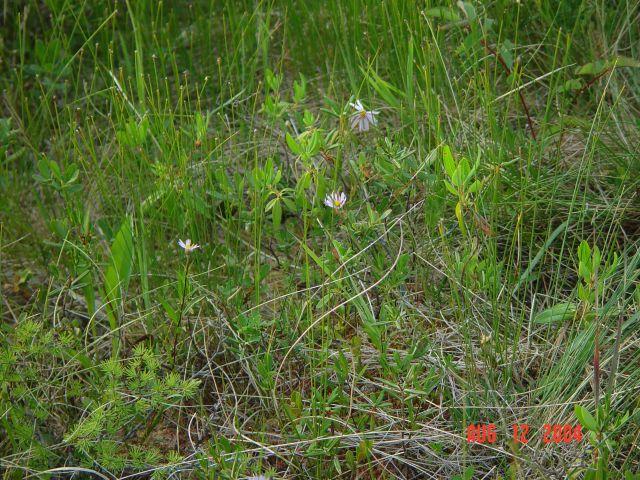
xmin=1 ymin=0 xmax=640 ymax=478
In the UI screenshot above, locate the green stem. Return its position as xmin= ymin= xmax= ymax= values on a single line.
xmin=171 ymin=256 xmax=192 ymax=367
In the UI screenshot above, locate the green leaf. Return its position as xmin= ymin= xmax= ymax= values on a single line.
xmin=611 ymin=56 xmax=640 ymax=68
xmin=361 ymin=67 xmax=402 ymax=108
xmin=592 ymin=246 xmax=601 ymax=272
xmin=38 ymin=159 xmax=51 ymax=178
xmin=65 ymin=163 xmax=80 ymax=183
xmin=466 ymin=158 xmax=480 ymax=184
xmin=463 ymin=466 xmax=475 ymax=480
xmin=467 ymin=179 xmax=481 ymax=194
xmin=362 ymin=321 xmax=382 ymax=351
xmin=303 ymin=109 xmax=314 ymax=127
xmin=458 ymin=2 xmax=477 ymax=20
xmin=50 ymin=219 xmax=69 ymax=238
xmin=104 ymin=219 xmax=135 ymax=323
xmin=286 ymin=132 xmax=301 ymax=155
xmin=443 ymin=179 xmax=457 ymax=196
xmin=423 ymin=7 xmax=461 ymax=22
xmin=534 ymin=302 xmax=577 ymax=324
xmin=558 ymin=79 xmax=582 ymax=93
xmin=578 ymin=240 xmax=591 ymax=264
xmin=576 ymin=60 xmax=607 ymax=76
xmin=575 ymin=405 xmax=598 ymax=432
xmin=293 ymin=73 xmax=307 ymax=102
xmin=272 ymin=199 xmax=282 ymax=228
xmin=442 ymin=145 xmax=456 ymax=178
xmin=292 ymin=234 xmax=332 ymax=276
xmin=307 ymin=130 xmax=322 ymax=156
xmin=160 ymin=297 xmax=178 ymax=323
xmin=451 ymin=158 xmax=470 ymax=187
xmin=406 ymin=36 xmax=414 ymax=101
xmin=578 ymin=240 xmax=592 ymax=279
xmin=455 ymin=201 xmax=466 ymax=235
xmin=49 ymin=160 xmax=62 ymax=180
xmin=356 ymin=439 xmax=372 ymax=462
xmin=500 ymin=40 xmax=515 ymax=71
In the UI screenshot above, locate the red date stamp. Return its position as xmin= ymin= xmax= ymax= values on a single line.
xmin=541 ymin=424 xmax=583 ymax=444
xmin=466 ymin=424 xmax=497 ymax=444
xmin=466 ymin=424 xmax=582 ymax=444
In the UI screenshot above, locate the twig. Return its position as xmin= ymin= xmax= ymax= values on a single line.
xmin=483 ymin=41 xmax=537 ymax=141
xmin=575 ymin=68 xmax=612 ymax=98
xmin=606 ymin=315 xmax=624 ymax=398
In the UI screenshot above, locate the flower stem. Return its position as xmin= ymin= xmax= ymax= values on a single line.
xmin=171 ymin=256 xmax=192 ymax=367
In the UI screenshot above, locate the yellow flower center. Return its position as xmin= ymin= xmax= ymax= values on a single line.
xmin=359 ymin=111 xmax=367 ymax=118
xmin=333 ymin=199 xmax=341 ymax=207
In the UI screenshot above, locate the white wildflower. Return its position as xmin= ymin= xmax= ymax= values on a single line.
xmin=178 ymin=238 xmax=200 ymax=253
xmin=349 ymin=99 xmax=379 ymax=132
xmin=324 ymin=191 xmax=347 ymax=209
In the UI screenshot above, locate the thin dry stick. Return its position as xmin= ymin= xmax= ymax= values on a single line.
xmin=483 ymin=41 xmax=537 ymax=141
xmin=607 ymin=315 xmax=624 ymax=398
xmin=575 ymin=68 xmax=612 ymax=98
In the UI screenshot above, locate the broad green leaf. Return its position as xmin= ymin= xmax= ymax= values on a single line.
xmin=576 ymin=60 xmax=607 ymax=76
xmin=558 ymin=79 xmax=582 ymax=93
xmin=307 ymin=130 xmax=321 ymax=156
xmin=443 ymin=179 xmax=458 ymax=196
xmin=500 ymin=39 xmax=515 ymax=70
xmin=458 ymin=1 xmax=477 ymax=20
xmin=285 ymin=132 xmax=301 ymax=155
xmin=356 ymin=439 xmax=371 ymax=462
xmin=272 ymin=199 xmax=282 ymax=228
xmin=592 ymin=246 xmax=601 ymax=272
xmin=611 ymin=56 xmax=640 ymax=68
xmin=578 ymin=240 xmax=592 ymax=279
xmin=466 ymin=158 xmax=480 ymax=184
xmin=452 ymin=158 xmax=470 ymax=187
xmin=160 ymin=297 xmax=178 ymax=323
xmin=49 ymin=160 xmax=62 ymax=180
xmin=104 ymin=219 xmax=134 ymax=307
xmin=467 ymin=179 xmax=481 ymax=194
xmin=575 ymin=405 xmax=598 ymax=432
xmin=293 ymin=73 xmax=307 ymax=102
xmin=463 ymin=466 xmax=475 ymax=480
xmin=534 ymin=302 xmax=577 ymax=324
xmin=38 ymin=159 xmax=51 ymax=177
xmin=442 ymin=145 xmax=456 ymax=178
xmin=102 ymin=218 xmax=134 ymax=354
xmin=405 ymin=36 xmax=414 ymax=101
xmin=423 ymin=7 xmax=461 ymax=22
xmin=578 ymin=240 xmax=591 ymax=264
